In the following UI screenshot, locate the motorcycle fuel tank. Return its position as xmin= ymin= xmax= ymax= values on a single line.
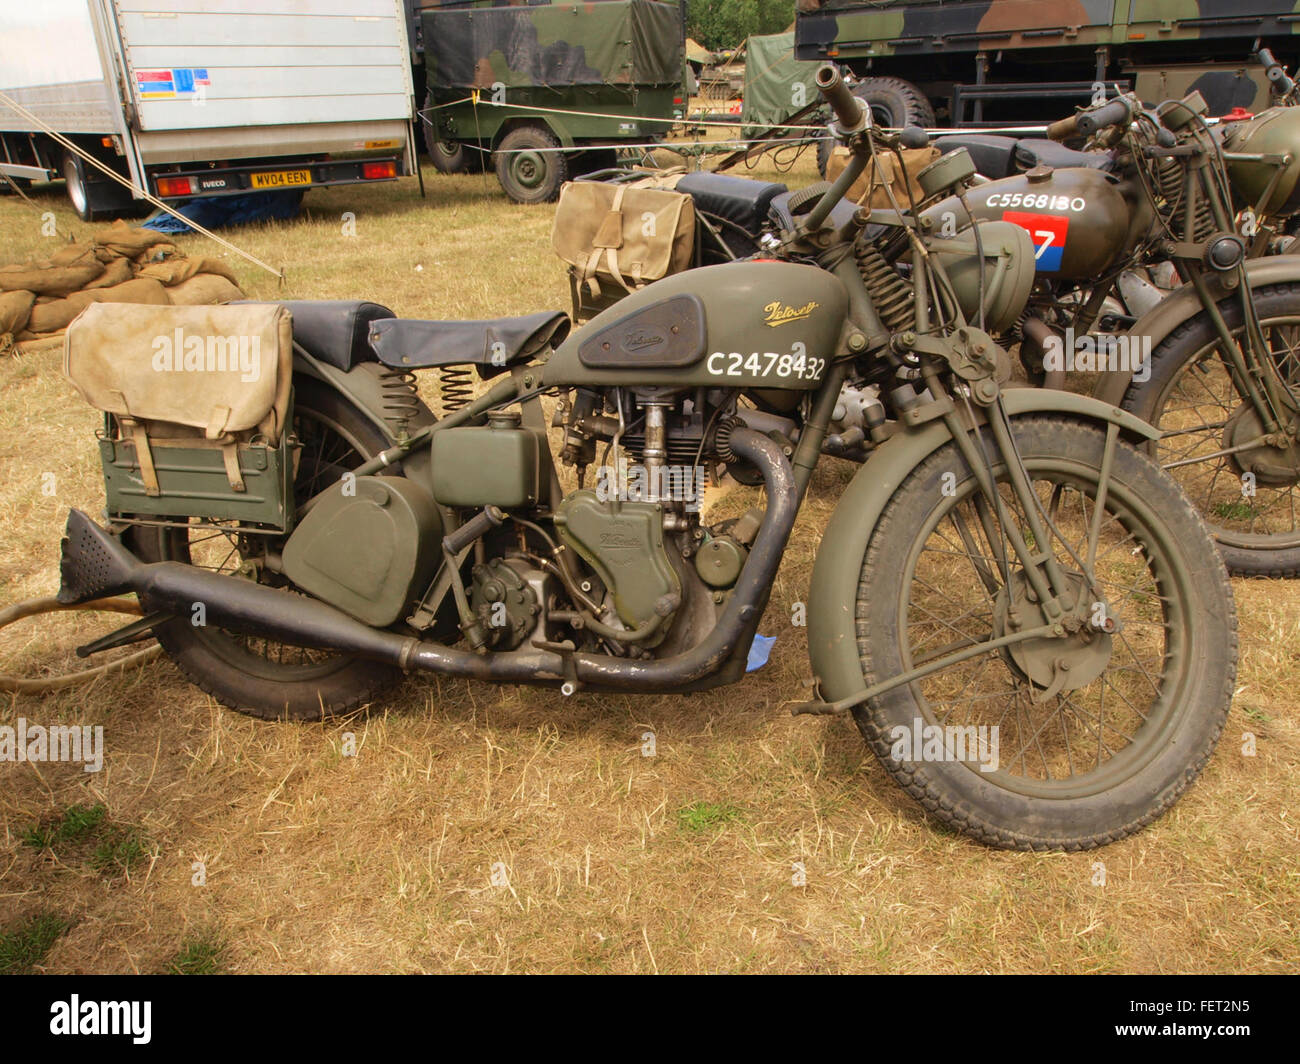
xmin=922 ymin=166 xmax=1132 ymax=280
xmin=543 ymin=262 xmax=848 ymax=391
xmin=1222 ymin=106 xmax=1300 ymax=219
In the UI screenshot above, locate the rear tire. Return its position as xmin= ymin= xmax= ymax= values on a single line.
xmin=422 ymin=118 xmax=484 ymax=174
xmin=130 ymin=380 xmax=402 ymax=720
xmin=494 ymin=125 xmax=568 ymax=204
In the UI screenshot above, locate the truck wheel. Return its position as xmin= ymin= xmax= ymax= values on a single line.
xmin=422 ymin=120 xmax=483 ymax=174
xmin=495 ymin=126 xmax=568 ymax=204
xmin=815 ymin=77 xmax=936 ymax=176
xmin=62 ymin=152 xmax=97 ymax=221
xmin=61 ymin=150 xmax=133 ymax=222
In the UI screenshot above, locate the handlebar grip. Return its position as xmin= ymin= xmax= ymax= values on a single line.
xmin=1046 ymin=114 xmax=1078 ymax=142
xmin=1258 ymin=47 xmax=1279 ymax=70
xmin=815 ymin=64 xmax=866 ymax=132
xmin=1076 ymin=97 xmax=1132 ymax=135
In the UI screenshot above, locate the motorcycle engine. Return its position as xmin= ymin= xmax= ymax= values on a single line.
xmin=553 ymin=490 xmax=681 ymax=648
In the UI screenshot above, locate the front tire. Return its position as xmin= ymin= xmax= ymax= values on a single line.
xmin=130 ymin=380 xmax=402 ymax=720
xmin=853 ymin=418 xmax=1235 ymax=850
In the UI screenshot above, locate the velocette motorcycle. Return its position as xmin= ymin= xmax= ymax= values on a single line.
xmin=57 ymin=66 xmax=1235 ymax=851
xmin=919 ymin=78 xmax=1300 ymax=576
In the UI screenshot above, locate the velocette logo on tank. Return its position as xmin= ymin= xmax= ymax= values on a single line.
xmin=762 ymin=300 xmax=820 ymax=327
xmin=1000 ymin=210 xmax=1070 ymax=272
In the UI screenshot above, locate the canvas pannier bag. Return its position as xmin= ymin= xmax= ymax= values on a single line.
xmin=64 ymin=302 xmax=295 ymax=529
xmin=552 ymin=178 xmax=695 ymax=321
xmin=825 ymin=144 xmax=940 ymax=209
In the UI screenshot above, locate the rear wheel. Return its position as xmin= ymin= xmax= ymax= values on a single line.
xmin=422 ymin=118 xmax=484 ymax=174
xmin=494 ymin=125 xmax=568 ymax=204
xmin=853 ymin=418 xmax=1235 ymax=849
xmin=130 ymin=380 xmax=401 ymax=720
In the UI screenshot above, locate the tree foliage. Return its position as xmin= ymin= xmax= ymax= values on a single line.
xmin=686 ymin=0 xmax=795 ymax=53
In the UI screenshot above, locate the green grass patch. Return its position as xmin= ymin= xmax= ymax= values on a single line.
xmin=677 ymin=801 xmax=742 ymax=832
xmin=21 ymin=802 xmax=107 ymax=849
xmin=22 ymin=802 xmax=153 ymax=876
xmin=91 ymin=826 xmax=153 ymax=876
xmin=164 ymin=932 xmax=226 ymax=975
xmin=1212 ymin=501 xmax=1259 ymax=523
xmin=0 ymin=911 xmax=71 ymax=974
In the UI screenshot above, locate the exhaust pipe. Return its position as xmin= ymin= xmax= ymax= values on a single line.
xmin=59 ymin=508 xmax=423 ymax=667
xmin=58 ymin=428 xmax=798 ymax=692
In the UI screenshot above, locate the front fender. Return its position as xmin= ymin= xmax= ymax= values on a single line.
xmin=1094 ymin=255 xmax=1300 ymax=407
xmin=805 ymin=388 xmax=1157 ymax=703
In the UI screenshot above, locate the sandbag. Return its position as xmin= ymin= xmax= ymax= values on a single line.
xmin=140 ymin=256 xmax=239 ymax=287
xmin=27 ymin=278 xmax=171 ymax=335
xmin=91 ymin=220 xmax=171 ymax=258
xmin=0 ymin=289 xmax=35 ymax=335
xmin=166 ymin=274 xmax=245 ymax=306
xmin=83 ymin=257 xmax=134 ymax=290
xmin=64 ymin=302 xmax=293 ymax=444
xmin=826 ymin=144 xmax=940 ymax=209
xmin=0 ymin=257 xmax=106 ymax=297
xmin=553 ymin=179 xmax=695 ymax=298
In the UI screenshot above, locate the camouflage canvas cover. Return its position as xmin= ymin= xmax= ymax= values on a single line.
xmin=741 ymin=32 xmax=823 ymax=139
xmin=424 ymin=0 xmax=683 ymax=90
xmin=796 ymin=0 xmax=1300 ymax=60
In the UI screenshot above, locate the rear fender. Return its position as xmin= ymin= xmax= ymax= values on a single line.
xmin=806 ymin=389 xmax=1157 ymax=703
xmin=1094 ymin=255 xmax=1300 ymax=406
xmin=292 ymin=351 xmax=436 ymax=481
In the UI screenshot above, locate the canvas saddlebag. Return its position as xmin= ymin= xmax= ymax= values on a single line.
xmin=552 ymin=177 xmax=696 ymax=321
xmin=64 ymin=302 xmax=296 ymax=530
xmin=825 ymin=144 xmax=940 ymax=209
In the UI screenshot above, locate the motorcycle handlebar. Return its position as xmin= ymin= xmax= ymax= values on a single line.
xmin=816 ymin=64 xmax=867 ymax=133
xmin=1076 ymin=97 xmax=1133 ymax=136
xmin=1258 ymin=48 xmax=1296 ymax=95
xmin=1046 ymin=114 xmax=1078 ymax=142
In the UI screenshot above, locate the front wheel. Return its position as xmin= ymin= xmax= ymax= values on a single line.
xmin=853 ymin=418 xmax=1235 ymax=850
xmin=1119 ymin=282 xmax=1300 ymax=576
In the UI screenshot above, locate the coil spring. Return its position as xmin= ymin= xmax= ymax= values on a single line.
xmin=378 ymin=366 xmax=420 ymax=435
xmin=438 ymin=365 xmax=472 ymax=414
xmin=1155 ymin=157 xmax=1215 ymax=243
xmin=856 ymin=240 xmax=915 ymax=333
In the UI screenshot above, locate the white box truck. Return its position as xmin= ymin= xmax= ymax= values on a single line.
xmin=0 ymin=0 xmax=417 ymax=221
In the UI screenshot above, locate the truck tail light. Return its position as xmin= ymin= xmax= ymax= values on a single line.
xmin=362 ymin=161 xmax=396 ymax=180
xmin=156 ymin=176 xmax=193 ymax=197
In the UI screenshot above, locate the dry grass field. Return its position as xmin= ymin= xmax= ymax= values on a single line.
xmin=1 ymin=147 xmax=1297 ymax=974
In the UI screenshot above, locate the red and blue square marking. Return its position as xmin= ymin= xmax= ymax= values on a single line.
xmin=1001 ymin=210 xmax=1070 ymax=272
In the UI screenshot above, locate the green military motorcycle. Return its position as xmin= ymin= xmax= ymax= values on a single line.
xmin=921 ymin=74 xmax=1300 ymax=576
xmin=58 ymin=66 xmax=1236 ymax=851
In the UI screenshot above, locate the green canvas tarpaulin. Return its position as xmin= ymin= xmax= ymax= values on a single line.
xmin=741 ymin=32 xmax=822 ymax=139
xmin=423 ymin=0 xmax=683 ymax=90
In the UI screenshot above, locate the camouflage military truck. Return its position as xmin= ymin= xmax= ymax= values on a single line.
xmin=795 ymin=0 xmax=1300 ymax=126
xmin=418 ymin=0 xmax=686 ymax=203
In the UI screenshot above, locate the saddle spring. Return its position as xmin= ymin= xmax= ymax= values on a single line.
xmin=379 ymin=366 xmax=420 ymax=436
xmin=438 ymin=365 xmax=473 ymax=414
